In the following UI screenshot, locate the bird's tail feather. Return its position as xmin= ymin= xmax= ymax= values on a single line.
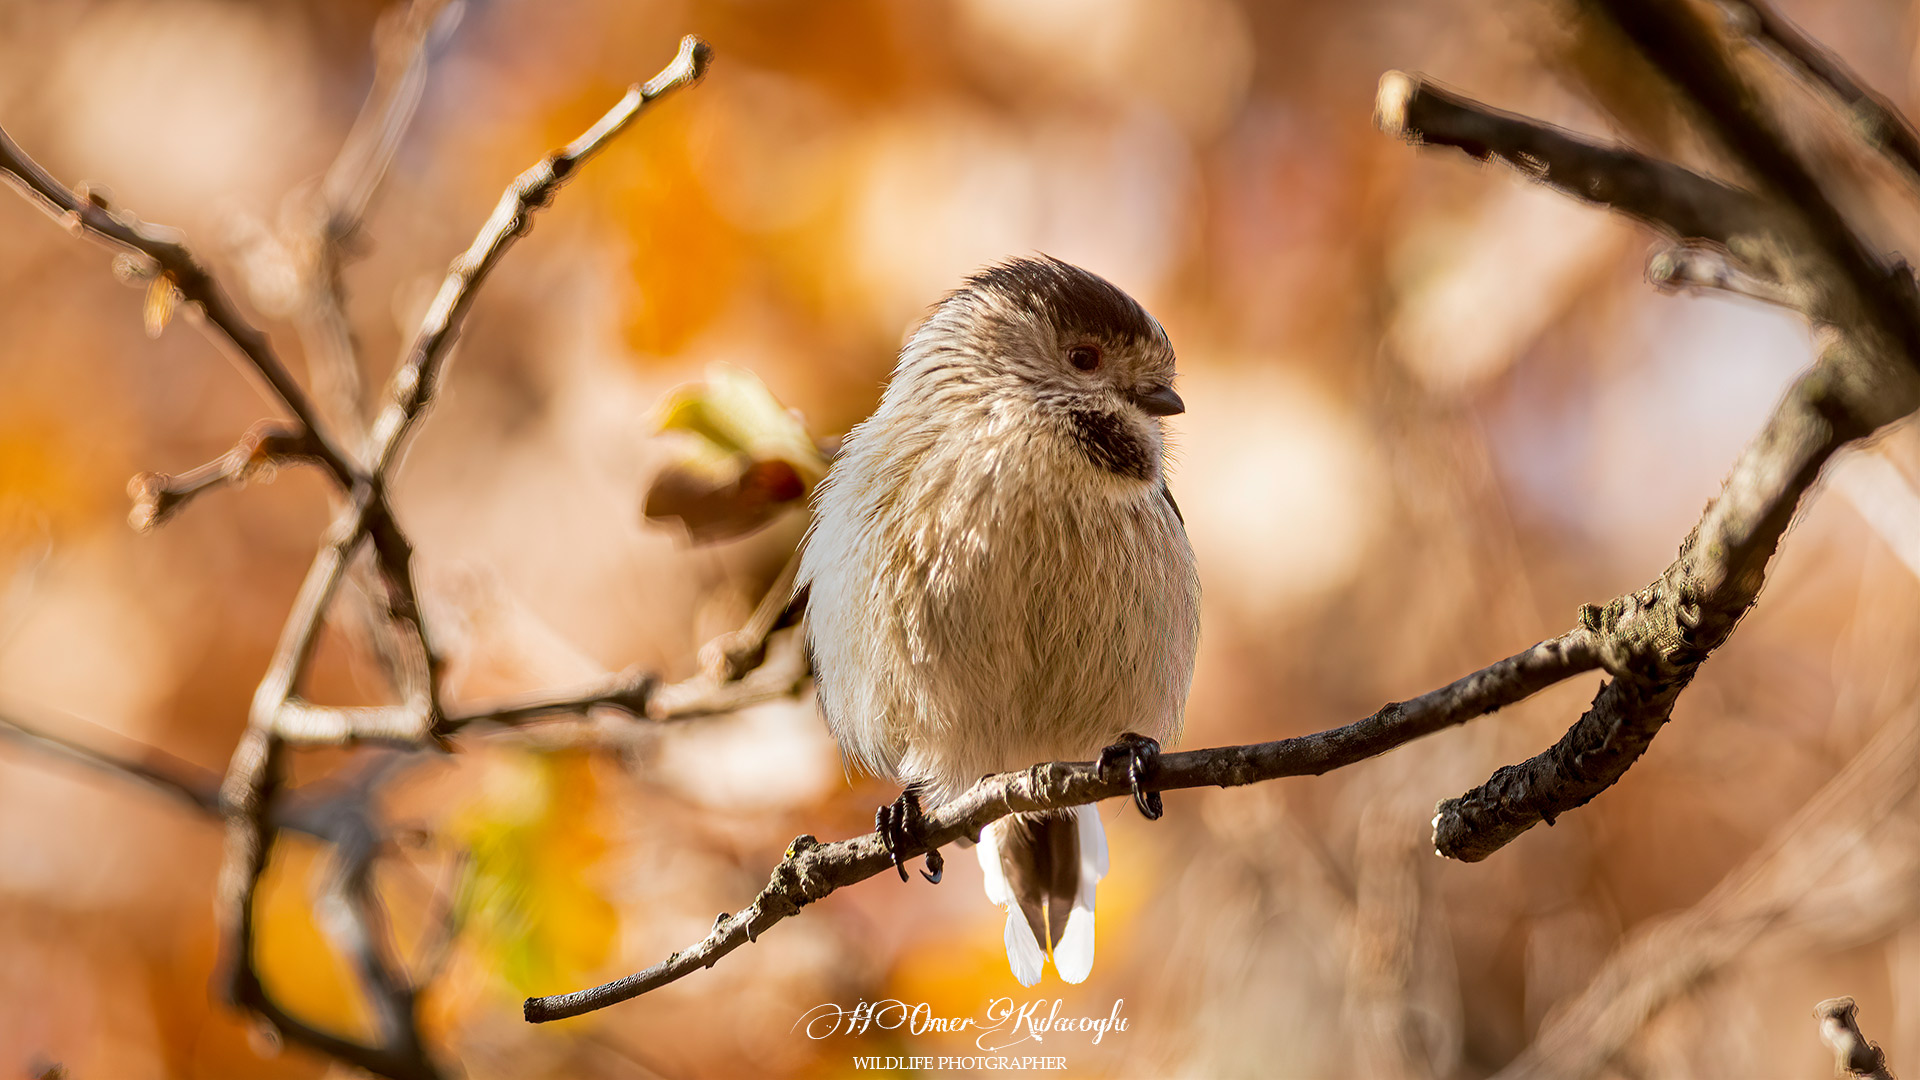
xmin=977 ymin=805 xmax=1108 ymax=986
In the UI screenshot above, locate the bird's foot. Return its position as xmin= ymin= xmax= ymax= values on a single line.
xmin=1099 ymin=732 xmax=1165 ymax=820
xmin=876 ymin=788 xmax=944 ymax=884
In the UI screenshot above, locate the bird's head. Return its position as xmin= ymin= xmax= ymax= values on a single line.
xmin=893 ymin=256 xmax=1182 ymax=480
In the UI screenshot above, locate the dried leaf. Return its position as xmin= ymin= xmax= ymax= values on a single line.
xmin=644 ymin=363 xmax=827 ymax=543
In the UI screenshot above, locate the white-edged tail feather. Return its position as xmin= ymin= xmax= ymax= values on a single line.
xmin=1053 ymin=805 xmax=1106 ymax=983
xmin=977 ymin=806 xmax=1108 ymax=985
xmin=1001 ymin=907 xmax=1046 ymax=987
xmin=977 ymin=819 xmax=1044 ymax=985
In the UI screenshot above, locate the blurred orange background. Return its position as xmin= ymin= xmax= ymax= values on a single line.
xmin=3 ymin=0 xmax=1920 ymax=1077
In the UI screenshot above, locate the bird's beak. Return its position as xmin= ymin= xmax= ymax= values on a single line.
xmin=1130 ymin=383 xmax=1185 ymax=417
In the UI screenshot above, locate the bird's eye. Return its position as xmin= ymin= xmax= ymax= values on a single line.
xmin=1067 ymin=345 xmax=1101 ymax=372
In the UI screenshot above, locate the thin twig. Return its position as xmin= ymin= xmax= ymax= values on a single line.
xmin=440 ymin=541 xmax=800 ymax=736
xmin=126 ymin=420 xmax=322 ymax=531
xmin=364 ymin=35 xmax=712 ymax=479
xmin=0 ymin=129 xmax=361 ymax=489
xmin=1729 ymin=0 xmax=1920 ymax=191
xmin=291 ymin=0 xmax=464 ymax=702
xmin=439 ymin=621 xmax=808 ymax=733
xmin=1818 ymin=997 xmax=1898 ymax=1080
xmin=297 ymin=0 xmax=463 ymax=442
xmin=0 ymin=709 xmax=220 ymax=815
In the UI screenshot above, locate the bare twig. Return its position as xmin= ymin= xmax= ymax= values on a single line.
xmin=440 ymin=543 xmax=801 ymax=736
xmin=522 ymin=630 xmax=1600 ymax=1020
xmin=295 ymin=0 xmax=463 ymax=441
xmin=1375 ymin=70 xmax=1783 ymax=275
xmin=0 ymin=130 xmax=361 ymax=490
xmin=126 ymin=420 xmax=322 ymax=531
xmin=1728 ymin=0 xmax=1920 ymax=191
xmin=0 ymin=709 xmax=220 ymax=815
xmin=442 ymin=669 xmax=659 ymax=733
xmin=364 ymin=35 xmax=712 ymax=480
xmin=295 ymin=0 xmax=463 ymax=708
xmin=1818 ymin=997 xmax=1898 ymax=1080
xmin=439 ymin=623 xmax=807 ymax=734
xmin=0 ymin=708 xmax=442 ymax=1077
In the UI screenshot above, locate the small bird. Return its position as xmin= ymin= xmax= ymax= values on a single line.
xmin=798 ymin=255 xmax=1200 ymax=986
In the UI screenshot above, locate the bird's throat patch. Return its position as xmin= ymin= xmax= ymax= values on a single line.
xmin=1066 ymin=409 xmax=1153 ymax=480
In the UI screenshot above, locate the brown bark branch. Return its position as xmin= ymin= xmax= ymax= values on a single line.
xmin=0 ymin=708 xmax=443 ymax=1078
xmin=0 ymin=709 xmax=221 ymax=815
xmin=294 ymin=0 xmax=462 ymax=440
xmin=1374 ymin=70 xmax=1782 ymax=270
xmin=439 ymin=545 xmax=802 ymax=736
xmin=1382 ymin=23 xmax=1920 ymax=862
xmin=1647 ymin=243 xmax=1802 ymax=308
xmin=522 ymin=630 xmax=1600 ymax=1021
xmin=1732 ymin=0 xmax=1920 ymax=193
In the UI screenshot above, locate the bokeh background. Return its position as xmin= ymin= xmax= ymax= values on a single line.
xmin=4 ymin=0 xmax=1920 ymax=1077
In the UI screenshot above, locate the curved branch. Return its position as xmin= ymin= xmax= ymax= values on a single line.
xmin=523 ymin=630 xmax=1600 ymax=1021
xmin=1384 ymin=42 xmax=1920 ymax=863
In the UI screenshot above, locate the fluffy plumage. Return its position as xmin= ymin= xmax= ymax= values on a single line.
xmin=798 ymin=256 xmax=1200 ymax=985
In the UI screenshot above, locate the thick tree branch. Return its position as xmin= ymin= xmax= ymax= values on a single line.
xmin=1375 ymin=70 xmax=1781 ymax=269
xmin=1383 ymin=25 xmax=1920 ymax=861
xmin=1432 ymin=337 xmax=1915 ymax=860
xmin=523 ymin=630 xmax=1600 ymax=1020
xmin=1590 ymin=0 xmax=1920 ymax=348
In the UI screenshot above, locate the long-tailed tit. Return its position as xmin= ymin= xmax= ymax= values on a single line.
xmin=799 ymin=256 xmax=1200 ymax=986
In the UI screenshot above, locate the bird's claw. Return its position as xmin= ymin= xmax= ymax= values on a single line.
xmin=1100 ymin=732 xmax=1165 ymax=820
xmin=876 ymin=788 xmax=944 ymax=884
